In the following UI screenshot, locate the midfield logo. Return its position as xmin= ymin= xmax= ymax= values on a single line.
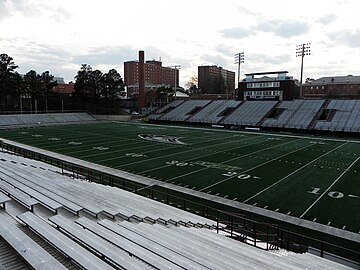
xmin=138 ymin=134 xmax=186 ymax=145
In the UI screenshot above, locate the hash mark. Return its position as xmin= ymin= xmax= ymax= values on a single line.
xmin=327 ymin=222 xmax=331 ymax=226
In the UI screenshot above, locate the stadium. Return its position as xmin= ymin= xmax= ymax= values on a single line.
xmin=0 ymin=97 xmax=359 ymax=269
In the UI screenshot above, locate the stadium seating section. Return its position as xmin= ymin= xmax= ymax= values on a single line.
xmin=150 ymin=99 xmax=360 ymax=133
xmin=0 ymin=151 xmax=353 ymax=269
xmin=0 ymin=112 xmax=97 ymax=127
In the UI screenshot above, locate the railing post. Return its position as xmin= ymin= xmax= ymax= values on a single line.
xmin=254 ymin=222 xmax=257 ymax=247
xmin=320 ymin=242 xmax=324 ymax=257
xmin=287 ymin=231 xmax=290 ymax=250
xmin=266 ymin=225 xmax=269 ymax=250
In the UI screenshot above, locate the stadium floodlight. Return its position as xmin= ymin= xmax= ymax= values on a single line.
xmin=234 ymin=52 xmax=245 ymax=85
xmin=169 ymin=65 xmax=181 ymax=97
xmin=296 ymin=43 xmax=311 ymax=98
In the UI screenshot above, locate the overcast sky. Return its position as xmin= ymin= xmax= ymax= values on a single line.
xmin=1 ymin=0 xmax=360 ymax=86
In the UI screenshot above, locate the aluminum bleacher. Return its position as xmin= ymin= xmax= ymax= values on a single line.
xmin=263 ymin=100 xmax=325 ymax=129
xmin=189 ymin=100 xmax=242 ymax=124
xmin=223 ymin=101 xmax=277 ymax=126
xmin=0 ymin=214 xmax=67 ymax=270
xmin=149 ymin=99 xmax=360 ymax=134
xmin=0 ymin=112 xmax=97 ymax=127
xmin=315 ymin=99 xmax=360 ymax=132
xmin=75 ymin=217 xmax=193 ymax=270
xmin=0 ymin=180 xmax=38 ymax=211
xmin=0 ymin=192 xmax=10 ymax=210
xmin=160 ymin=100 xmax=211 ymax=122
xmin=0 ymin=152 xmax=217 ymax=227
xmin=0 ymin=151 xmax=354 ymax=269
xmin=48 ymin=215 xmax=150 ymax=270
xmin=17 ymin=212 xmax=115 ymax=270
xmin=149 ymin=100 xmax=185 ymax=120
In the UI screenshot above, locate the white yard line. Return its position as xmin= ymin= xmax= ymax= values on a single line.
xmin=199 ymin=140 xmax=311 ymax=192
xmin=300 ymin=156 xmax=360 ymax=218
xmin=138 ymin=135 xmax=294 ymax=174
xmin=115 ymin=134 xmax=261 ymax=168
xmin=242 ymin=142 xmax=348 ymax=203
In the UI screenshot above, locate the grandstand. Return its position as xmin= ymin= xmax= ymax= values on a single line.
xmin=0 ymin=112 xmax=97 ymax=128
xmin=0 ymin=150 xmax=353 ymax=269
xmin=149 ymin=99 xmax=360 ymax=134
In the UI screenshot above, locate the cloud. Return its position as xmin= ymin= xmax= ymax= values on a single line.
xmin=257 ymin=19 xmax=310 ymax=38
xmin=0 ymin=1 xmax=11 ymax=21
xmin=316 ymin=14 xmax=337 ymax=25
xmin=248 ymin=53 xmax=292 ymax=66
xmin=200 ymin=54 xmax=229 ymax=68
xmin=10 ymin=0 xmax=42 ymax=17
xmin=218 ymin=27 xmax=253 ymax=39
xmin=51 ymin=7 xmax=72 ymax=23
xmin=3 ymin=0 xmax=72 ymax=23
xmin=327 ymin=29 xmax=360 ymax=48
xmin=72 ymin=46 xmax=135 ymax=66
xmin=215 ymin=44 xmax=236 ymax=57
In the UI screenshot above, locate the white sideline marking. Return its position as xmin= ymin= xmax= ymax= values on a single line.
xmin=300 ymin=156 xmax=360 ymax=219
xmin=125 ymin=121 xmax=360 ymax=144
xmin=243 ymin=142 xmax=348 ymax=204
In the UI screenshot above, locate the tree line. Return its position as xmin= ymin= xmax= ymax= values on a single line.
xmin=0 ymin=53 xmax=125 ymax=113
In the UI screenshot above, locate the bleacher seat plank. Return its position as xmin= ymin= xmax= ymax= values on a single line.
xmin=75 ymin=217 xmax=185 ymax=270
xmin=0 ymin=171 xmax=62 ymax=213
xmin=17 ymin=212 xmax=115 ymax=270
xmin=48 ymin=215 xmax=150 ymax=270
xmin=99 ymin=219 xmax=212 ymax=270
xmin=0 ymin=163 xmax=83 ymax=214
xmin=0 ymin=180 xmax=38 ymax=210
xmin=0 ymin=215 xmax=67 ymax=270
xmin=0 ymin=192 xmax=10 ymax=205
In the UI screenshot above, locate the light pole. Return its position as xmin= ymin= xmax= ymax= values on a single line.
xmin=296 ymin=43 xmax=311 ymax=98
xmin=170 ymin=65 xmax=181 ymax=97
xmin=234 ymin=52 xmax=244 ymax=86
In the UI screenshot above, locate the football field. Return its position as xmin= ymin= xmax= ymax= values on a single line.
xmin=1 ymin=121 xmax=359 ymax=233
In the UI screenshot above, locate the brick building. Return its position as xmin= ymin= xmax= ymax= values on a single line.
xmin=198 ymin=65 xmax=235 ymax=96
xmin=303 ymin=75 xmax=360 ymax=99
xmin=124 ymin=59 xmax=179 ymax=97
